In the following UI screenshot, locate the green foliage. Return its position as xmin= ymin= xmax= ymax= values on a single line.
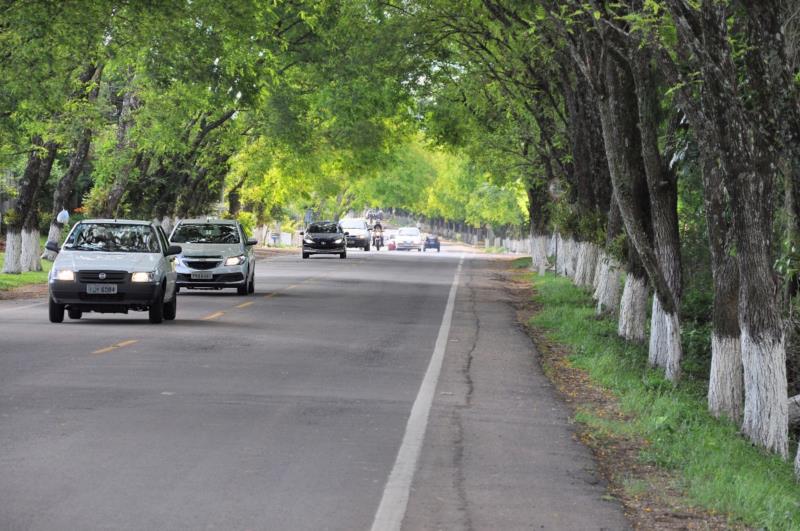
xmin=530 ymin=274 xmax=800 ymax=529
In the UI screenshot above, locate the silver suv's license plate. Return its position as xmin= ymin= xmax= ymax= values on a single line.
xmin=191 ymin=271 xmax=213 ymax=280
xmin=86 ymin=284 xmax=117 ymax=295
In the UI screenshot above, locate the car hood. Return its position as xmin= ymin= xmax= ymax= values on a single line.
xmin=175 ymin=243 xmax=242 ymax=257
xmin=55 ymin=251 xmax=162 ymax=272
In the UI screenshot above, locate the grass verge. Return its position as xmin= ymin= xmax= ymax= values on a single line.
xmin=0 ymin=252 xmax=51 ymax=290
xmin=526 ymin=270 xmax=800 ymax=529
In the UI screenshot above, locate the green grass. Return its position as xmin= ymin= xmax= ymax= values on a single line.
xmin=0 ymin=252 xmax=52 ymax=290
xmin=529 ymin=273 xmax=800 ymax=529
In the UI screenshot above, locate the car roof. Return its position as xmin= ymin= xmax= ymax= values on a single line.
xmin=398 ymin=226 xmax=420 ymax=230
xmin=78 ymin=219 xmax=152 ymax=226
xmin=178 ymin=218 xmax=238 ymax=225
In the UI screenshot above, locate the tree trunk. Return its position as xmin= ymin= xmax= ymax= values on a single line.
xmin=43 ymin=64 xmax=102 ymax=260
xmin=4 ymin=138 xmax=58 ymax=273
xmin=630 ymin=49 xmax=683 ymax=381
xmin=618 ymin=270 xmax=648 ymax=343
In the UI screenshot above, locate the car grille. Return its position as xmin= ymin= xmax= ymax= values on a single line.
xmin=185 ymin=260 xmax=222 ymax=270
xmin=78 ymin=270 xmax=128 ymax=283
xmin=79 ymin=293 xmax=125 ymax=301
xmin=178 ymin=273 xmax=244 ymax=282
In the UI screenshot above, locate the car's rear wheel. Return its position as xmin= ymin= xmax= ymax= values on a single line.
xmin=340 ymin=252 xmax=347 ymax=259
xmin=164 ymin=293 xmax=177 ymax=320
xmin=49 ymin=298 xmax=65 ymax=323
xmin=149 ymin=291 xmax=165 ymax=324
xmin=68 ymin=308 xmax=82 ymax=320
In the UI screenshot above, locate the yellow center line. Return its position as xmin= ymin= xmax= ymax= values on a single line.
xmin=202 ymin=311 xmax=225 ymax=321
xmin=92 ymin=339 xmax=139 ymax=355
xmin=235 ymin=301 xmax=254 ymax=309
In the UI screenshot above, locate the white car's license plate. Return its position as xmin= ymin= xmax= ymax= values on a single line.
xmin=191 ymin=271 xmax=213 ymax=280
xmin=86 ymin=284 xmax=117 ymax=295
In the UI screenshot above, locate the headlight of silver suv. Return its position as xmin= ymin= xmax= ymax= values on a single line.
xmin=303 ymin=237 xmax=314 ymax=244
xmin=334 ymin=238 xmax=343 ymax=244
xmin=131 ymin=271 xmax=156 ymax=283
xmin=224 ymin=255 xmax=246 ymax=266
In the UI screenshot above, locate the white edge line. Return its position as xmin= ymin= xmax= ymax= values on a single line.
xmin=370 ymin=253 xmax=465 ymax=531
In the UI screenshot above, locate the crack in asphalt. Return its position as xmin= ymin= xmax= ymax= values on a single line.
xmin=452 ymin=267 xmax=479 ymax=531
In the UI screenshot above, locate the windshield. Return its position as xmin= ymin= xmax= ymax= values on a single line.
xmin=171 ymin=223 xmax=240 ymax=244
xmin=339 ymin=220 xmax=366 ymax=229
xmin=64 ymin=223 xmax=161 ymax=253
xmin=308 ymin=223 xmax=340 ymax=234
xmin=398 ymin=228 xmax=420 ymax=236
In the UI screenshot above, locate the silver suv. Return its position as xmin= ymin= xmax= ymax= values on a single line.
xmin=169 ymin=219 xmax=257 ymax=295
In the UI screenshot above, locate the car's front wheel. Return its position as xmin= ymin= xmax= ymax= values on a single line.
xmin=49 ymin=298 xmax=64 ymax=323
xmin=164 ymin=293 xmax=177 ymax=320
xmin=302 ymin=252 xmax=309 ymax=259
xmin=149 ymin=290 xmax=165 ymax=324
xmin=68 ymin=308 xmax=82 ymax=320
xmin=248 ymin=271 xmax=255 ymax=294
xmin=340 ymin=251 xmax=347 ymax=259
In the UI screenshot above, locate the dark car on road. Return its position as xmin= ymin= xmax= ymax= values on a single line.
xmin=302 ymin=222 xmax=347 ymax=259
xmin=423 ymin=234 xmax=441 ymax=252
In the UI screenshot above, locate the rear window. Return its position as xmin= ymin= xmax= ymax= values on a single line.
xmin=171 ymin=223 xmax=240 ymax=244
xmin=398 ymin=228 xmax=420 ymax=236
xmin=64 ymin=223 xmax=160 ymax=253
xmin=339 ymin=219 xmax=366 ymax=229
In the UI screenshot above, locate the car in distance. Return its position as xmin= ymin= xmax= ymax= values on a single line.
xmin=339 ymin=218 xmax=371 ymax=251
xmin=301 ymin=221 xmax=347 ymax=259
xmin=169 ymin=218 xmax=257 ymax=295
xmin=45 ymin=219 xmax=181 ymax=324
xmin=395 ymin=226 xmax=423 ymax=251
xmin=423 ymin=234 xmax=441 ymax=252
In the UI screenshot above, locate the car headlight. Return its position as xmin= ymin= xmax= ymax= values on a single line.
xmin=131 ymin=271 xmax=156 ymax=283
xmin=224 ymin=255 xmax=246 ymax=266
xmin=334 ymin=238 xmax=343 ymax=244
xmin=53 ymin=269 xmax=75 ymax=281
xmin=303 ymin=237 xmax=314 ymax=244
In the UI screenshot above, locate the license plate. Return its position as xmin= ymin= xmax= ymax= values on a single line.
xmin=191 ymin=271 xmax=213 ymax=280
xmin=86 ymin=284 xmax=117 ymax=295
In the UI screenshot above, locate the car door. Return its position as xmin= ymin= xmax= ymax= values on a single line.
xmin=157 ymin=225 xmax=177 ymax=299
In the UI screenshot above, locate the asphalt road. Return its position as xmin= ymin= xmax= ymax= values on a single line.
xmin=0 ymin=245 xmax=628 ymax=531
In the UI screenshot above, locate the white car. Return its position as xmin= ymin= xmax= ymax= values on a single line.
xmin=169 ymin=218 xmax=257 ymax=295
xmin=395 ymin=227 xmax=422 ymax=251
xmin=339 ymin=218 xmax=372 ymax=251
xmin=46 ymin=219 xmax=180 ymax=323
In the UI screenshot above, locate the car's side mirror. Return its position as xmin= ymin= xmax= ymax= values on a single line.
xmin=165 ymin=245 xmax=182 ymax=256
xmin=45 ymin=241 xmax=60 ymax=254
xmin=344 ymin=232 xmax=350 ymax=236
xmin=299 ymin=231 xmax=304 ymax=236
xmin=246 ymin=237 xmax=258 ymax=246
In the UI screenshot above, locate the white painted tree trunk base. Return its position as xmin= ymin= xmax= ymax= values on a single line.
xmin=618 ymin=274 xmax=647 ymax=342
xmin=2 ymin=229 xmax=22 ymax=274
xmin=707 ymin=334 xmax=743 ymax=422
xmin=741 ymin=330 xmax=788 ymax=457
xmin=42 ymin=222 xmax=62 ymax=261
xmin=594 ymin=258 xmax=621 ymax=314
xmin=564 ymin=239 xmax=577 ymax=279
xmin=591 ymin=252 xmax=605 ymax=296
xmin=530 ymin=236 xmax=548 ymax=275
xmin=574 ymin=243 xmax=599 ymax=289
xmin=648 ymin=298 xmax=682 ymax=382
xmin=21 ymin=228 xmax=42 ymax=272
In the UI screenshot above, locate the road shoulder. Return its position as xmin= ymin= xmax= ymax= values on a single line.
xmin=402 ymin=256 xmax=630 ymax=530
